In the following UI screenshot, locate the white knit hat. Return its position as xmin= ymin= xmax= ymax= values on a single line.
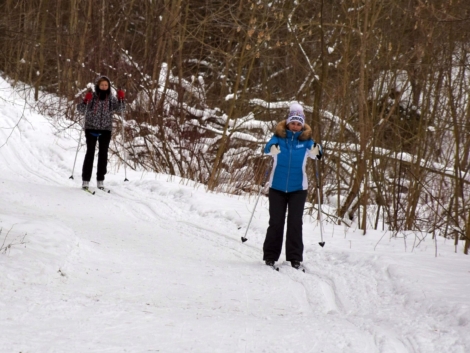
xmin=286 ymin=102 xmax=305 ymax=126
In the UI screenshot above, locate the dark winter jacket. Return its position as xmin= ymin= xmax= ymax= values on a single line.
xmin=264 ymin=120 xmax=317 ymax=193
xmin=77 ymin=76 xmax=125 ymax=131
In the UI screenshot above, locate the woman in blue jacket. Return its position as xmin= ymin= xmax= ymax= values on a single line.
xmin=263 ymin=102 xmax=322 ymax=269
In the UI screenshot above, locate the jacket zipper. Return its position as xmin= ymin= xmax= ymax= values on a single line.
xmin=100 ymin=100 xmax=104 ymax=129
xmin=285 ymin=133 xmax=295 ymax=192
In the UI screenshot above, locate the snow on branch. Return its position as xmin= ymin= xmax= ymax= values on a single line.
xmin=250 ymin=98 xmax=356 ymax=134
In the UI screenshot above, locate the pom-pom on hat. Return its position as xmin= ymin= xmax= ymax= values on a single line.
xmin=286 ymin=102 xmax=305 ymax=126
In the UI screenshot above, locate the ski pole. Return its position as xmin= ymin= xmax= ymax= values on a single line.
xmin=315 ymin=158 xmax=325 ymax=247
xmin=119 ymin=88 xmax=129 ymax=182
xmin=241 ymin=160 xmax=272 ymax=243
xmin=69 ymin=92 xmax=91 ymax=180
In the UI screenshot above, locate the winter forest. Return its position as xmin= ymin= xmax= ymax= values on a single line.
xmin=0 ymin=0 xmax=469 ymax=254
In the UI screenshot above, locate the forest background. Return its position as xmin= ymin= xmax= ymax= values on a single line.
xmin=0 ymin=0 xmax=469 ymax=253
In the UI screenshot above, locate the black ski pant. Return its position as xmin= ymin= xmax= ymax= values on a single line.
xmin=82 ymin=129 xmax=111 ymax=182
xmin=263 ymin=188 xmax=307 ymax=262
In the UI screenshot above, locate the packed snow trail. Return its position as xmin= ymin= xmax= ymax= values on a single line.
xmin=0 ymin=78 xmax=469 ymax=352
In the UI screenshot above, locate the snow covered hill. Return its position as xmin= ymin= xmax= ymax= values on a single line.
xmin=0 ymin=77 xmax=469 ymax=353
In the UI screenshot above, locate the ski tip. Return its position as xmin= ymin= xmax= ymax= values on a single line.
xmin=82 ymin=187 xmax=95 ymax=195
xmin=241 ymin=237 xmax=247 ymax=243
xmin=319 ymin=242 xmax=325 ymax=247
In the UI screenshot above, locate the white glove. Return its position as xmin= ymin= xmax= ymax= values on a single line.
xmin=308 ymin=144 xmax=322 ymax=160
xmin=270 ymin=144 xmax=281 ymax=155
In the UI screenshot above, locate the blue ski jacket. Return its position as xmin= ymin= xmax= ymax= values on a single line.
xmin=264 ymin=120 xmax=321 ymax=193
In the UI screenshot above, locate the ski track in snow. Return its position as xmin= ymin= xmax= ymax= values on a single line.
xmin=0 ymin=79 xmax=469 ymax=352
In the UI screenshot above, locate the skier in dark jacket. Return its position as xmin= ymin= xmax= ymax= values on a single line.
xmin=263 ymin=102 xmax=323 ymax=269
xmin=77 ymin=75 xmax=125 ymax=190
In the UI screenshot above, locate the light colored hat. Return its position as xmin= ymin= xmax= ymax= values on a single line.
xmin=286 ymin=102 xmax=305 ymax=126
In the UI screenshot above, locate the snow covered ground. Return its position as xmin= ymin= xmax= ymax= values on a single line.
xmin=0 ymin=77 xmax=469 ymax=353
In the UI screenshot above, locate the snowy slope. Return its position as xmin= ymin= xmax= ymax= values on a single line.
xmin=0 ymin=77 xmax=469 ymax=353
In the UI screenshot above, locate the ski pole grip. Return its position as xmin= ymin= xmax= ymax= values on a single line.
xmin=261 ymin=168 xmax=270 ymax=187
xmin=261 ymin=157 xmax=273 ymax=187
xmin=259 ymin=144 xmax=272 ymax=187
